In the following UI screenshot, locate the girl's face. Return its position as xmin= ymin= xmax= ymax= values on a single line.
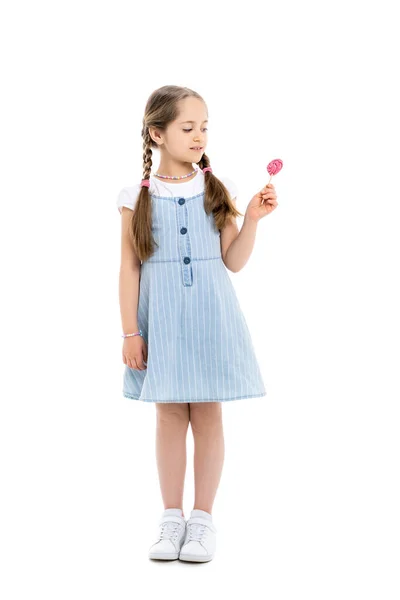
xmin=154 ymin=97 xmax=209 ymax=163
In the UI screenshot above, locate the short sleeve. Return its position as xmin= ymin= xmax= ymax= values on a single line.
xmin=116 ymin=185 xmax=140 ymax=214
xmin=220 ymin=176 xmax=238 ymax=201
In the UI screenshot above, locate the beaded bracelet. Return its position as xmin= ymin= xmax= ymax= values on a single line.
xmin=121 ymin=330 xmax=143 ymax=338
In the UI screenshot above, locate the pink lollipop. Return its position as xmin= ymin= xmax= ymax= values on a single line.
xmin=266 ymin=158 xmax=283 ymax=185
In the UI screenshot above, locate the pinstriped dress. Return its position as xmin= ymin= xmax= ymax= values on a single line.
xmin=116 ymin=169 xmax=267 ymax=403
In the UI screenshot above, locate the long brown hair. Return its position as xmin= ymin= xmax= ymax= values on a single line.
xmin=130 ymin=85 xmax=243 ymax=262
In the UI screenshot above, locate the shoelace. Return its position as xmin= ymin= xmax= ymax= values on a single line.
xmin=187 ymin=523 xmax=207 ymax=542
xmin=159 ymin=521 xmax=180 ymax=540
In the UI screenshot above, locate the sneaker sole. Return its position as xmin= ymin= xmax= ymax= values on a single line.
xmin=179 ymin=553 xmax=214 ymax=562
xmin=149 ymin=551 xmax=179 ymax=560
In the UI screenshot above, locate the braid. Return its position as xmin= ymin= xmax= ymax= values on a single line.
xmin=199 ymin=153 xmax=210 ymax=173
xmin=197 ymin=151 xmax=242 ymax=229
xmin=142 ymin=125 xmax=153 ymax=180
xmin=130 ymin=124 xmax=157 ymax=263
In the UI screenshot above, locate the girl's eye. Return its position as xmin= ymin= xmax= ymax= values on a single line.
xmin=183 ymin=128 xmax=208 ymax=132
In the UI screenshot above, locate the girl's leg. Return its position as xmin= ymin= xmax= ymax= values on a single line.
xmin=155 ymin=402 xmax=190 ymax=517
xmin=189 ymin=402 xmax=225 ymax=515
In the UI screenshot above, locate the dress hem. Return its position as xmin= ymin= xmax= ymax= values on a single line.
xmin=122 ymin=391 xmax=267 ymax=403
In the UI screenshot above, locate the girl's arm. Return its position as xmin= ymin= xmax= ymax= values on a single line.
xmin=223 ymin=213 xmax=258 ymax=273
xmin=222 ymin=184 xmax=277 ymax=272
xmin=221 ymin=197 xmax=258 ymax=273
xmin=119 ymin=207 xmax=141 ymax=334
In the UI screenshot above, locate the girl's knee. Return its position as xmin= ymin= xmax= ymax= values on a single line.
xmin=156 ymin=402 xmax=190 ymax=424
xmin=189 ymin=402 xmax=223 ymax=430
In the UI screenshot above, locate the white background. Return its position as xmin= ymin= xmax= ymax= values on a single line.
xmin=1 ymin=0 xmax=399 ymax=598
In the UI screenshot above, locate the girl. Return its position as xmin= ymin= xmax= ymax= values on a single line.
xmin=116 ymin=85 xmax=278 ymax=562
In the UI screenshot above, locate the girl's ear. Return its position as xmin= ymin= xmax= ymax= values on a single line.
xmin=148 ymin=126 xmax=162 ymax=146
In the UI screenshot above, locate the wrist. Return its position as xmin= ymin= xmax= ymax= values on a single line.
xmin=122 ymin=328 xmax=142 ymax=338
xmin=244 ymin=211 xmax=259 ymax=227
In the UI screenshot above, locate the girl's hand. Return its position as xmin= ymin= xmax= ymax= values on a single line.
xmin=246 ymin=183 xmax=278 ymax=223
xmin=123 ymin=335 xmax=148 ymax=370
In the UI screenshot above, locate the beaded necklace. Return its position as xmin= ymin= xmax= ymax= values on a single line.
xmin=153 ymin=168 xmax=199 ymax=181
xmin=141 ymin=167 xmax=212 ymax=188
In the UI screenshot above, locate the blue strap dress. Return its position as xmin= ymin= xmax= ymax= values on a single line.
xmin=117 ymin=169 xmax=267 ymax=403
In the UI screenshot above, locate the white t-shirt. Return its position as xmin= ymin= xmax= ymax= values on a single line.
xmin=116 ymin=169 xmax=238 ymax=214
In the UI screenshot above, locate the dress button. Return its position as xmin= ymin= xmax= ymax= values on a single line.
xmin=178 ymin=198 xmax=185 ymax=205
xmin=180 ymin=227 xmax=187 ymax=234
xmin=184 ymin=257 xmax=191 ymax=264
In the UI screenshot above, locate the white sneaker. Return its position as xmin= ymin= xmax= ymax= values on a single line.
xmin=148 ymin=508 xmax=187 ymax=560
xmin=179 ymin=509 xmax=217 ymax=562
